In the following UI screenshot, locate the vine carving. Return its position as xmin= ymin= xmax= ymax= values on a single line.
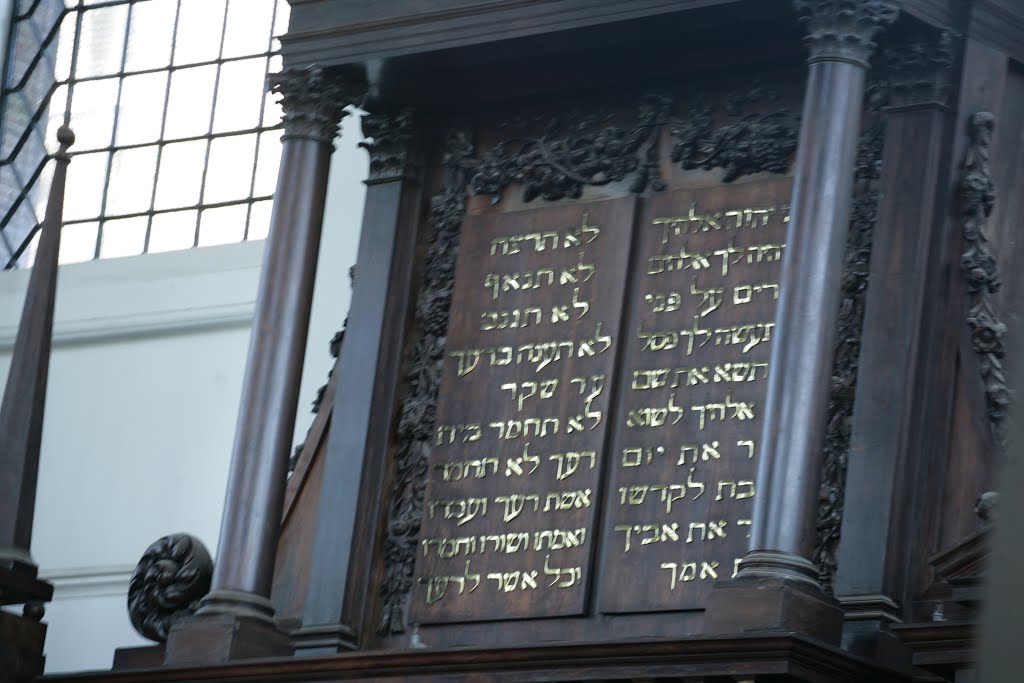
xmin=671 ymin=88 xmax=798 ymax=182
xmin=379 ymin=130 xmax=475 ymax=636
xmin=960 ymin=112 xmax=1009 ymax=441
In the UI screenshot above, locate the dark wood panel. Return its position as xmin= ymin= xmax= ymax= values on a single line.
xmin=599 ymin=179 xmax=792 ymax=613
xmin=412 ymin=198 xmax=638 ymax=623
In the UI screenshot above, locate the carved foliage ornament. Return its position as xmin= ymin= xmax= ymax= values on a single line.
xmin=960 ymin=112 xmax=1010 ymax=440
xmin=793 ymin=0 xmax=901 ymax=66
xmin=127 ymin=534 xmax=213 ymax=642
xmin=270 ymin=65 xmax=364 ymax=143
xmin=379 ymin=130 xmax=475 ymax=636
xmin=471 ymin=89 xmax=798 ymax=203
xmin=671 ymin=88 xmax=798 ymax=182
xmin=886 ymin=31 xmax=955 ymax=108
xmin=472 ymin=94 xmax=671 ymax=203
xmin=361 ymin=109 xmax=415 ymax=182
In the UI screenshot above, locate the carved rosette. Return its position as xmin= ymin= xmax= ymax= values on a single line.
xmin=360 ymin=109 xmax=415 ymax=182
xmin=793 ymin=0 xmax=901 ymax=67
xmin=127 ymin=534 xmax=213 ymax=642
xmin=814 ymin=81 xmax=888 ymax=591
xmin=960 ymin=112 xmax=1009 ymax=441
xmin=887 ymin=31 xmax=955 ymax=108
xmin=379 ymin=130 xmax=475 ymax=636
xmin=270 ymin=66 xmax=363 ymax=144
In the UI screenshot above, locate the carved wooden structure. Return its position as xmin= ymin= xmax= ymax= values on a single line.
xmin=20 ymin=0 xmax=1024 ymax=681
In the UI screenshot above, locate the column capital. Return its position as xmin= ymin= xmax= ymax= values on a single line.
xmin=794 ymin=0 xmax=901 ymax=67
xmin=270 ymin=66 xmax=365 ymax=144
xmin=359 ymin=108 xmax=416 ymax=183
xmin=886 ymin=31 xmax=955 ymax=109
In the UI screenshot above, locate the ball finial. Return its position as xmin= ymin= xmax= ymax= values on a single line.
xmin=56 ymin=125 xmax=75 ymax=148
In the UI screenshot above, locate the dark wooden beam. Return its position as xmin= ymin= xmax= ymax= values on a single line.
xmin=42 ymin=633 xmax=912 ymax=683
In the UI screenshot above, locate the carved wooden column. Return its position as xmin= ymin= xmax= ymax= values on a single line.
xmin=293 ymin=110 xmax=426 ymax=655
xmin=164 ymin=66 xmax=361 ymax=665
xmin=706 ymin=1 xmax=899 ymax=642
xmin=835 ymin=32 xmax=955 ymax=663
xmin=0 ymin=126 xmax=73 ymax=681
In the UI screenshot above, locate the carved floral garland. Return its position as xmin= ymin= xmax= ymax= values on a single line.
xmin=379 ymin=130 xmax=475 ymax=635
xmin=960 ymin=112 xmax=1009 ymax=441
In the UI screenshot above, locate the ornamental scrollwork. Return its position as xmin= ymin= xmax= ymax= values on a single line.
xmin=471 ymin=93 xmax=671 ymax=203
xmin=379 ymin=130 xmax=475 ymax=636
xmin=127 ymin=534 xmax=213 ymax=643
xmin=671 ymin=87 xmax=799 ymax=183
xmin=960 ymin=112 xmax=1010 ymax=441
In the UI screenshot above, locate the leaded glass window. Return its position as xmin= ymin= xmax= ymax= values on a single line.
xmin=0 ymin=0 xmax=289 ymax=268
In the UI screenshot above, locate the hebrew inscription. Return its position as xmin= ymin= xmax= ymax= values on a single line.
xmin=412 ymin=198 xmax=637 ymax=623
xmin=600 ymin=179 xmax=792 ymax=613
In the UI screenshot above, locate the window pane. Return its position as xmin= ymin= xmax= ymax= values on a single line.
xmin=148 ymin=210 xmax=197 ymax=253
xmin=253 ymin=130 xmax=282 ymax=196
xmin=164 ymin=65 xmax=216 ymax=139
xmin=74 ymin=5 xmax=129 ymax=79
xmin=115 ymin=72 xmax=169 ymax=146
xmin=68 ymin=77 xmax=119 ymax=151
xmin=262 ymin=85 xmax=283 ymax=127
xmin=107 ymin=145 xmax=159 ymax=216
xmin=204 ymin=134 xmax=256 ymax=203
xmin=198 ymin=204 xmax=246 ymax=246
xmin=271 ymin=0 xmax=289 ymax=51
xmin=59 ymin=221 xmax=99 ymax=264
xmin=44 ymin=85 xmax=70 ymax=155
xmin=246 ymin=199 xmax=272 ymax=240
xmin=154 ymin=139 xmax=206 ymax=209
xmin=125 ymin=0 xmax=176 ymax=73
xmin=222 ymin=0 xmax=275 ymax=58
xmin=64 ymin=151 xmax=109 ymax=221
xmin=99 ymin=215 xmax=147 ymax=258
xmin=212 ymin=57 xmax=265 ymax=133
xmin=53 ymin=13 xmax=76 ymax=83
xmin=172 ymin=0 xmax=227 ymax=66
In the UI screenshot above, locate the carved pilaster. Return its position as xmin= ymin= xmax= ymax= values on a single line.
xmin=887 ymin=31 xmax=955 ymax=109
xmin=959 ymin=112 xmax=1009 ymax=442
xmin=270 ymin=66 xmax=364 ymax=144
xmin=794 ymin=0 xmax=901 ymax=67
xmin=360 ymin=109 xmax=415 ymax=183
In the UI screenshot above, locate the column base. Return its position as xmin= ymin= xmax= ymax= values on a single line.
xmin=839 ymin=595 xmax=911 ymax=671
xmin=292 ymin=623 xmax=358 ymax=656
xmin=163 ymin=591 xmax=292 ymax=666
xmin=704 ymin=551 xmax=843 ymax=645
xmin=0 ymin=608 xmax=46 ymax=682
xmin=0 ymin=557 xmax=53 ymax=606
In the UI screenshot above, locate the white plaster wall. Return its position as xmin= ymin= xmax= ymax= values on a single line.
xmin=0 ymin=116 xmax=367 ymax=673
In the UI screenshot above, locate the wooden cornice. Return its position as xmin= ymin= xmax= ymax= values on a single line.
xmin=43 ymin=634 xmax=911 ymax=683
xmin=280 ymin=0 xmax=746 ymax=68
